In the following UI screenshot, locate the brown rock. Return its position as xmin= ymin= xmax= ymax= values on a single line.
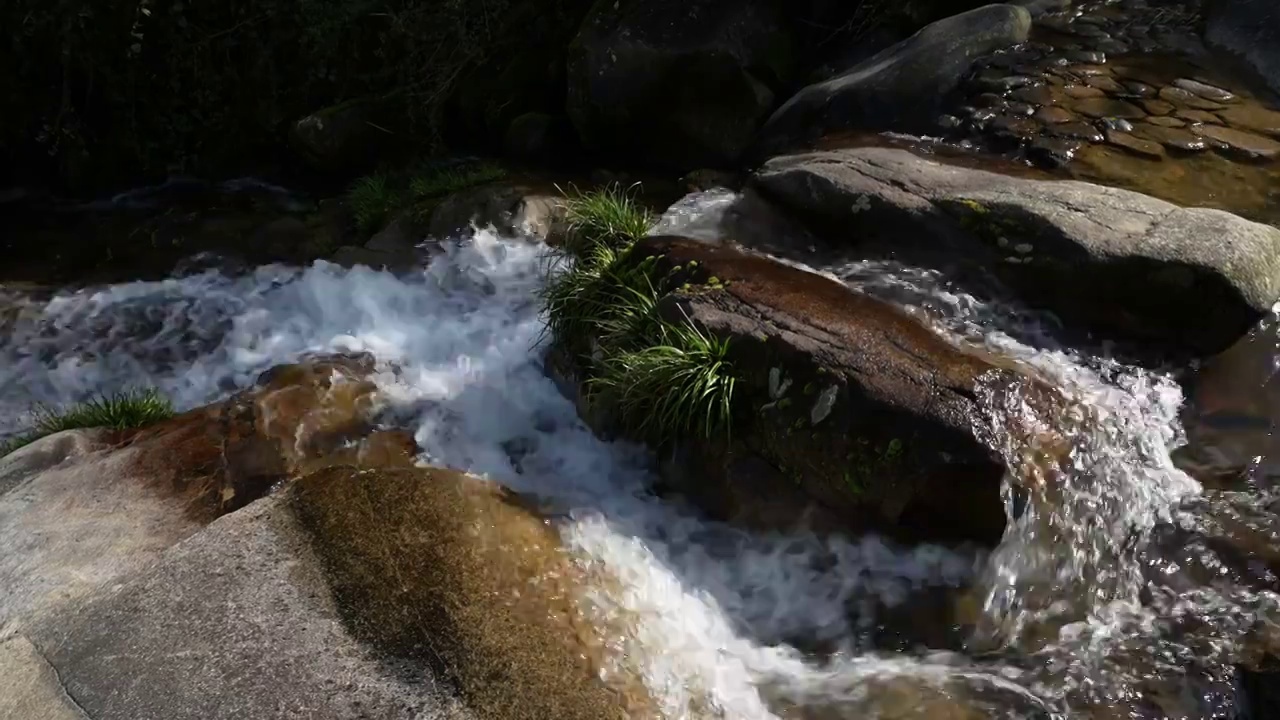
xmin=293 ymin=465 xmax=653 ymax=719
xmin=1147 ymin=116 xmax=1186 ymax=127
xmin=1217 ymin=104 xmax=1280 ymax=138
xmin=1141 ymin=99 xmax=1176 ymax=115
xmin=1048 ymin=121 xmax=1105 ymax=142
xmin=990 ymin=114 xmax=1041 ymax=141
xmin=1064 ymin=85 xmax=1107 ymax=99
xmin=1106 ymin=129 xmax=1167 ymax=159
xmin=1133 ymin=123 xmax=1209 ymax=151
xmin=1083 ymin=75 xmax=1125 ymax=93
xmin=1028 ymin=137 xmax=1084 ymax=166
xmin=1011 ymin=85 xmax=1057 ymax=105
xmin=1159 ymin=86 xmax=1227 ymax=111
xmin=1173 ymin=78 xmax=1237 ymax=103
xmin=628 ymin=236 xmax=1052 ymax=544
xmin=1035 ymin=106 xmax=1077 ymax=124
xmin=1074 ymin=97 xmax=1146 ymax=119
xmin=1123 ymin=81 xmax=1157 ymax=98
xmin=1177 ymin=109 xmax=1224 ymax=125
xmin=1193 ymin=125 xmax=1280 ymax=159
xmin=1070 ymin=64 xmax=1111 ymax=77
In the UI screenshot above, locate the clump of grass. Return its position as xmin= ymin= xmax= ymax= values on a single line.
xmin=557 ymin=183 xmax=655 ymax=260
xmin=347 ymin=173 xmax=401 ymax=234
xmin=539 ymin=244 xmax=666 ymax=359
xmin=537 ymin=182 xmax=737 ymax=446
xmin=410 ymin=162 xmax=507 ymax=199
xmin=1 ymin=388 xmax=175 ymax=457
xmin=590 ymin=318 xmax=737 ymax=444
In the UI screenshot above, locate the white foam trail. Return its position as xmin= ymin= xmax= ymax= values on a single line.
xmin=0 ymin=227 xmax=1011 ymax=718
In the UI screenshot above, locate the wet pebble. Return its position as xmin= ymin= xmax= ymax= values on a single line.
xmin=1105 ymin=128 xmax=1167 ymax=159
xmin=1133 ymin=123 xmax=1208 ymax=151
xmin=1173 ymin=78 xmax=1236 ymax=104
xmin=1049 ymin=121 xmax=1105 ymax=142
xmin=1147 ymin=116 xmax=1186 ymax=127
xmin=1216 ymin=105 xmax=1280 ymax=137
xmin=1035 ymin=106 xmax=1077 ymax=124
xmin=1071 ymin=64 xmax=1112 ymax=77
xmin=976 ymin=75 xmax=1043 ymax=93
xmin=1192 ymin=125 xmax=1280 ymax=159
xmin=1028 ymin=137 xmax=1084 ymax=167
xmin=1074 ymin=97 xmax=1146 ymax=119
xmin=1122 ymin=81 xmax=1157 ymax=98
xmin=1070 ymin=24 xmax=1112 ymax=39
xmin=1011 ymin=85 xmax=1057 ymax=105
xmin=1140 ymin=98 xmax=1176 ymax=116
xmin=1095 ymin=39 xmax=1131 ymax=55
xmin=1159 ymin=86 xmax=1226 ymax=111
xmin=1100 ymin=117 xmax=1134 ymax=132
xmin=1065 ymin=50 xmax=1107 ymax=63
xmin=1084 ymin=75 xmax=1126 ymax=93
xmin=990 ymin=114 xmax=1041 ymax=141
xmin=1006 ymin=101 xmax=1038 ymax=117
xmin=975 ymin=93 xmax=1009 ymax=108
xmin=1177 ymin=109 xmax=1223 ymax=125
xmin=1064 ymin=85 xmax=1107 ymax=99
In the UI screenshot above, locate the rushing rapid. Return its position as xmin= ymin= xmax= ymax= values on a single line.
xmin=2 ymin=192 xmax=1278 ymax=718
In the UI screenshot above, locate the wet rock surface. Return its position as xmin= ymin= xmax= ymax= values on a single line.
xmin=623 ymin=235 xmax=1055 ymax=544
xmin=0 ymin=354 xmax=649 ymax=719
xmin=879 ymin=0 xmax=1280 ymax=227
xmin=753 ymin=146 xmax=1280 ymax=356
xmin=753 ymin=4 xmax=1032 ymax=158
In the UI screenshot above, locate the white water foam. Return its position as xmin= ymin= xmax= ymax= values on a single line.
xmin=654 ymin=190 xmax=1280 ymax=713
xmin=1 ymin=227 xmax=1031 ymax=718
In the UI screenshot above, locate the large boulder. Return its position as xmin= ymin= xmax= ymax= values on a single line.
xmin=0 ymin=357 xmax=647 ymax=718
xmin=751 ymin=4 xmax=1032 ymax=159
xmin=1 ymin=492 xmax=468 ymax=720
xmin=616 ymin=235 xmax=1065 ymax=543
xmin=0 ymin=353 xmax=408 ymax=633
xmin=565 ymin=0 xmax=794 ymax=170
xmin=1203 ymin=0 xmax=1280 ymax=96
xmin=751 ymin=147 xmax=1280 ymax=356
xmin=293 ymin=465 xmax=653 ymax=719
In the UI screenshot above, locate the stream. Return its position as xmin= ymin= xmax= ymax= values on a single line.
xmin=2 ymin=193 xmax=1279 ymax=718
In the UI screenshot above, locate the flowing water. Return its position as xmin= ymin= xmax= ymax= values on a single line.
xmin=2 ymin=190 xmax=1279 ymax=718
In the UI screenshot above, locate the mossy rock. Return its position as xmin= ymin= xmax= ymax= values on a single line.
xmin=291 ymin=465 xmax=651 ymax=719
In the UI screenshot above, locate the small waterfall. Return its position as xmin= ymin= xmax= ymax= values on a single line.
xmin=2 ymin=196 xmax=1279 ymax=717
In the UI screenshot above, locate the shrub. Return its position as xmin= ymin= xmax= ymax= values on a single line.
xmin=2 ymin=388 xmax=175 ymax=456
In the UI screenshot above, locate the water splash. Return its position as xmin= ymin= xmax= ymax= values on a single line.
xmin=0 ymin=227 xmax=1018 ymax=718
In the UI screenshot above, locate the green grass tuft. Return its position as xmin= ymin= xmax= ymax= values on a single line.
xmin=557 ymin=183 xmax=654 ymax=261
xmin=347 ymin=173 xmax=402 ymax=234
xmin=590 ymin=318 xmax=737 ymax=444
xmin=1 ymin=388 xmax=175 ymax=457
xmin=538 ymin=181 xmax=738 ymax=446
xmin=410 ymin=162 xmax=507 ymax=199
xmin=539 ymin=245 xmax=665 ymax=359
